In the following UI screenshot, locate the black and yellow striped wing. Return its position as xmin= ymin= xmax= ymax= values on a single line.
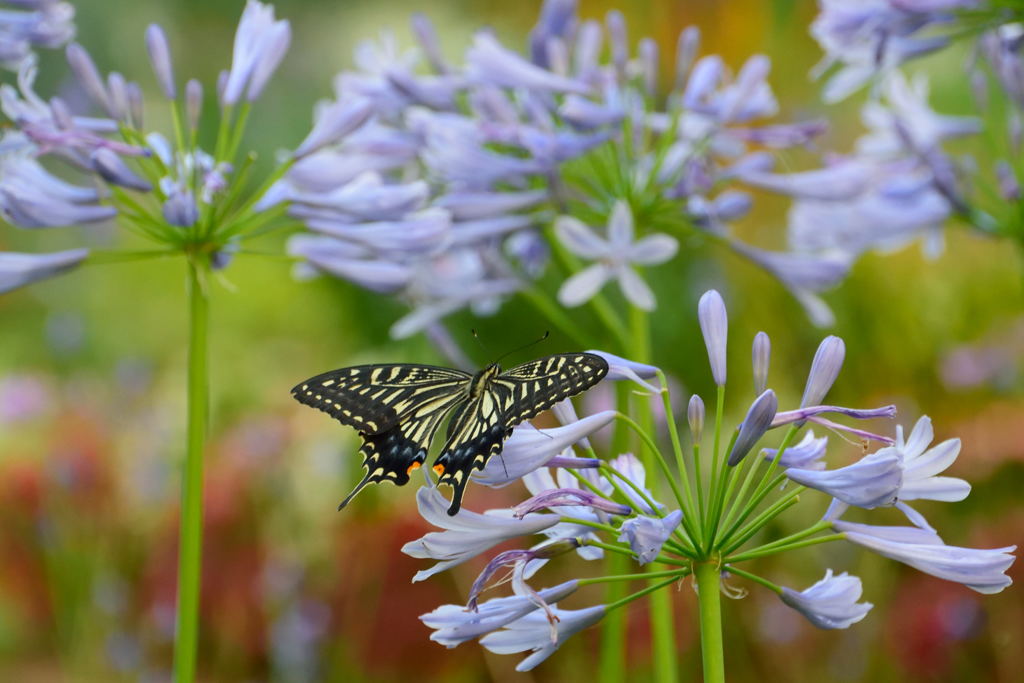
xmin=291 ymin=364 xmax=471 ymax=508
xmin=433 ymin=353 xmax=609 ymax=515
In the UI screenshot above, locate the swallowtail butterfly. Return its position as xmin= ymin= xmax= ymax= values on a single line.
xmin=291 ymin=353 xmax=609 ymax=515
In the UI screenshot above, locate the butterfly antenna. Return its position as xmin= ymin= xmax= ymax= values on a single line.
xmin=493 ymin=330 xmax=550 ymax=365
xmin=471 ymin=329 xmax=487 ymax=353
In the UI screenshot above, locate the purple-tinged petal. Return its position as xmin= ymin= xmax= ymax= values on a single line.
xmin=466 ymin=33 xmax=589 ymax=94
xmin=779 ymin=570 xmax=872 ymax=630
xmin=835 ymin=521 xmax=1016 ymax=594
xmin=554 ymin=215 xmax=608 ymax=259
xmin=0 ymin=248 xmax=89 ymax=294
xmin=474 ymin=411 xmax=616 ymax=487
xmin=66 ymin=42 xmax=111 ymax=115
xmin=402 ymin=487 xmax=560 ymax=582
xmin=558 ymin=263 xmax=611 ymax=307
xmin=514 ymin=488 xmax=630 ymax=519
xmin=763 ymin=431 xmax=828 ymax=470
xmin=787 ymin=450 xmax=902 ymax=508
xmin=294 ymin=97 xmax=374 ymax=159
xmin=436 ymin=190 xmax=546 ymax=220
xmin=618 ymin=510 xmax=683 ymax=564
xmin=738 ymin=160 xmax=870 ymax=200
xmin=616 ymin=267 xmax=656 ymax=311
xmin=421 ymin=580 xmax=579 ymax=648
xmin=89 ymin=148 xmax=152 ymax=192
xmin=480 ymin=605 xmax=606 ymax=672
xmin=628 ymin=233 xmax=679 ymax=265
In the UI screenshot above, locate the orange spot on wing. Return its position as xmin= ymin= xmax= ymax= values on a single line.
xmin=432 ymin=464 xmax=445 ymax=476
xmin=407 ymin=462 xmax=422 ymax=475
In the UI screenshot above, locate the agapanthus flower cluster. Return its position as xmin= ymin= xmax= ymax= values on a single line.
xmin=0 ymin=0 xmax=74 ymax=69
xmin=371 ymin=289 xmax=1016 ymax=672
xmin=279 ymin=0 xmax=857 ymax=343
xmin=0 ymin=0 xmax=346 ymax=293
xmin=801 ymin=0 xmax=1024 ymax=253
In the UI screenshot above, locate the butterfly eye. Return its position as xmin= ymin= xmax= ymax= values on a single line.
xmin=433 ymin=464 xmax=445 ymax=476
xmin=407 ymin=462 xmax=422 ymax=475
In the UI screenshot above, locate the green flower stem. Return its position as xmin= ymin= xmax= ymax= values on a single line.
xmin=703 ymin=385 xmax=726 ymax=544
xmin=173 ymin=259 xmax=210 ymax=683
xmin=704 ymin=430 xmax=739 ymax=548
xmin=584 ymin=540 xmax=690 ymax=567
xmin=692 ymin=443 xmax=705 ymax=527
xmin=213 ymin=104 xmax=235 ymax=163
xmin=220 ymin=157 xmax=295 ymax=232
xmin=655 ymin=370 xmax=700 ymax=532
xmin=718 ymin=427 xmax=797 ymax=539
xmin=694 ymin=561 xmax=725 ymax=683
xmin=718 ymin=472 xmax=791 ymax=549
xmin=599 ymin=551 xmax=630 ymax=683
xmin=560 ymin=516 xmax=622 ymax=536
xmin=225 ymin=102 xmax=253 ymax=164
xmin=750 ymin=425 xmax=801 ymax=502
xmin=208 ymin=152 xmax=256 ymax=229
xmin=725 ymin=533 xmax=844 ymax=564
xmin=728 ymin=521 xmax=831 ymax=560
xmin=600 ymin=463 xmax=662 ymax=518
xmin=579 ymin=569 xmax=690 ymax=587
xmin=720 ymin=495 xmax=802 ymax=558
xmin=565 ymin=469 xmax=608 ymax=498
xmin=611 ymin=414 xmax=695 ymax=541
xmin=724 ymin=565 xmax=782 ymax=594
xmin=605 ymin=575 xmax=689 ymax=613
xmin=518 ymin=286 xmax=590 ymax=348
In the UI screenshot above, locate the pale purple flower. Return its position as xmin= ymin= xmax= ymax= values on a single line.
xmin=762 ymin=431 xmax=828 ymax=470
xmin=286 ymin=234 xmax=411 ymax=293
xmin=825 ymin=416 xmax=972 ymax=530
xmin=480 ymin=604 xmax=606 ymax=672
xmin=0 ymin=247 xmax=88 ymax=293
xmin=474 ymin=410 xmax=616 ymax=487
xmin=556 ymin=201 xmax=678 ymax=311
xmin=401 ymin=486 xmax=560 ymax=582
xmin=618 ymin=510 xmax=683 ymax=564
xmin=834 ymin=520 xmax=1016 ymax=594
xmin=523 ymin=464 xmax=610 ymax=560
xmin=466 ymin=541 xmax=581 ymax=610
xmin=752 ymin=331 xmax=770 ymax=395
xmin=697 ymin=289 xmax=728 ymax=385
xmin=89 ymin=147 xmax=151 ymax=191
xmin=779 ymin=569 xmax=873 ymax=629
xmin=606 ymin=453 xmax=662 ymax=514
xmin=185 ymin=79 xmax=202 ymax=128
xmin=221 ymin=0 xmax=290 ymax=105
xmin=421 ymin=580 xmax=579 ymax=648
xmin=738 ymin=157 xmax=870 ymax=201
xmin=728 ymin=390 xmax=777 ymax=466
xmin=786 ymin=449 xmax=902 ymax=508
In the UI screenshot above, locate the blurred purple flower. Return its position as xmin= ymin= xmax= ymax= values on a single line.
xmin=0 ymin=247 xmax=88 ymax=293
xmin=618 ymin=510 xmax=683 ymax=564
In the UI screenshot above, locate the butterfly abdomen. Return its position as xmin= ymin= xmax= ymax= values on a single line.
xmin=467 ymin=363 xmax=502 ymax=399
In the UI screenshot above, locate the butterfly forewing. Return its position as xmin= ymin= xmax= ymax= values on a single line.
xmin=291 ymin=364 xmax=472 ymax=508
xmin=494 ymin=353 xmax=609 ymax=423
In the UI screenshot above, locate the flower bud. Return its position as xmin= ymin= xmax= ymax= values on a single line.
xmin=687 ymin=394 xmax=705 ymax=442
xmin=728 ymin=389 xmax=777 ymax=466
xmin=801 ymin=336 xmax=845 ymax=408
xmin=186 ymin=79 xmax=203 ymax=131
xmin=145 ymin=24 xmax=176 ymax=99
xmin=752 ymin=331 xmax=770 ymax=395
xmin=698 ymin=289 xmax=728 ymax=385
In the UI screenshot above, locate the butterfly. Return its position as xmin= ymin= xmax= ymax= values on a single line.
xmin=291 ymin=352 xmax=609 ymax=515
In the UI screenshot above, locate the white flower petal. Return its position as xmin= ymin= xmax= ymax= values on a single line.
xmin=558 ymin=263 xmax=611 ymax=307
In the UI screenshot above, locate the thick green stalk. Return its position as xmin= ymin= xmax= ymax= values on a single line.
xmin=173 ymin=260 xmax=210 ymax=683
xmin=694 ymin=562 xmax=725 ymax=683
xmin=598 ymin=551 xmax=630 ymax=683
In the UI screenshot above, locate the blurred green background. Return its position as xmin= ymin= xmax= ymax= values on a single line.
xmin=1 ymin=0 xmax=1022 ymax=680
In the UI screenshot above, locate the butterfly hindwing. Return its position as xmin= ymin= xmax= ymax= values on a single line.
xmin=433 ymin=388 xmax=511 ymax=515
xmin=291 ymin=364 xmax=471 ymax=507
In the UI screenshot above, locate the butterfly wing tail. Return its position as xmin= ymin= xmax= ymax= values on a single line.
xmin=338 ymin=471 xmax=375 ymax=511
